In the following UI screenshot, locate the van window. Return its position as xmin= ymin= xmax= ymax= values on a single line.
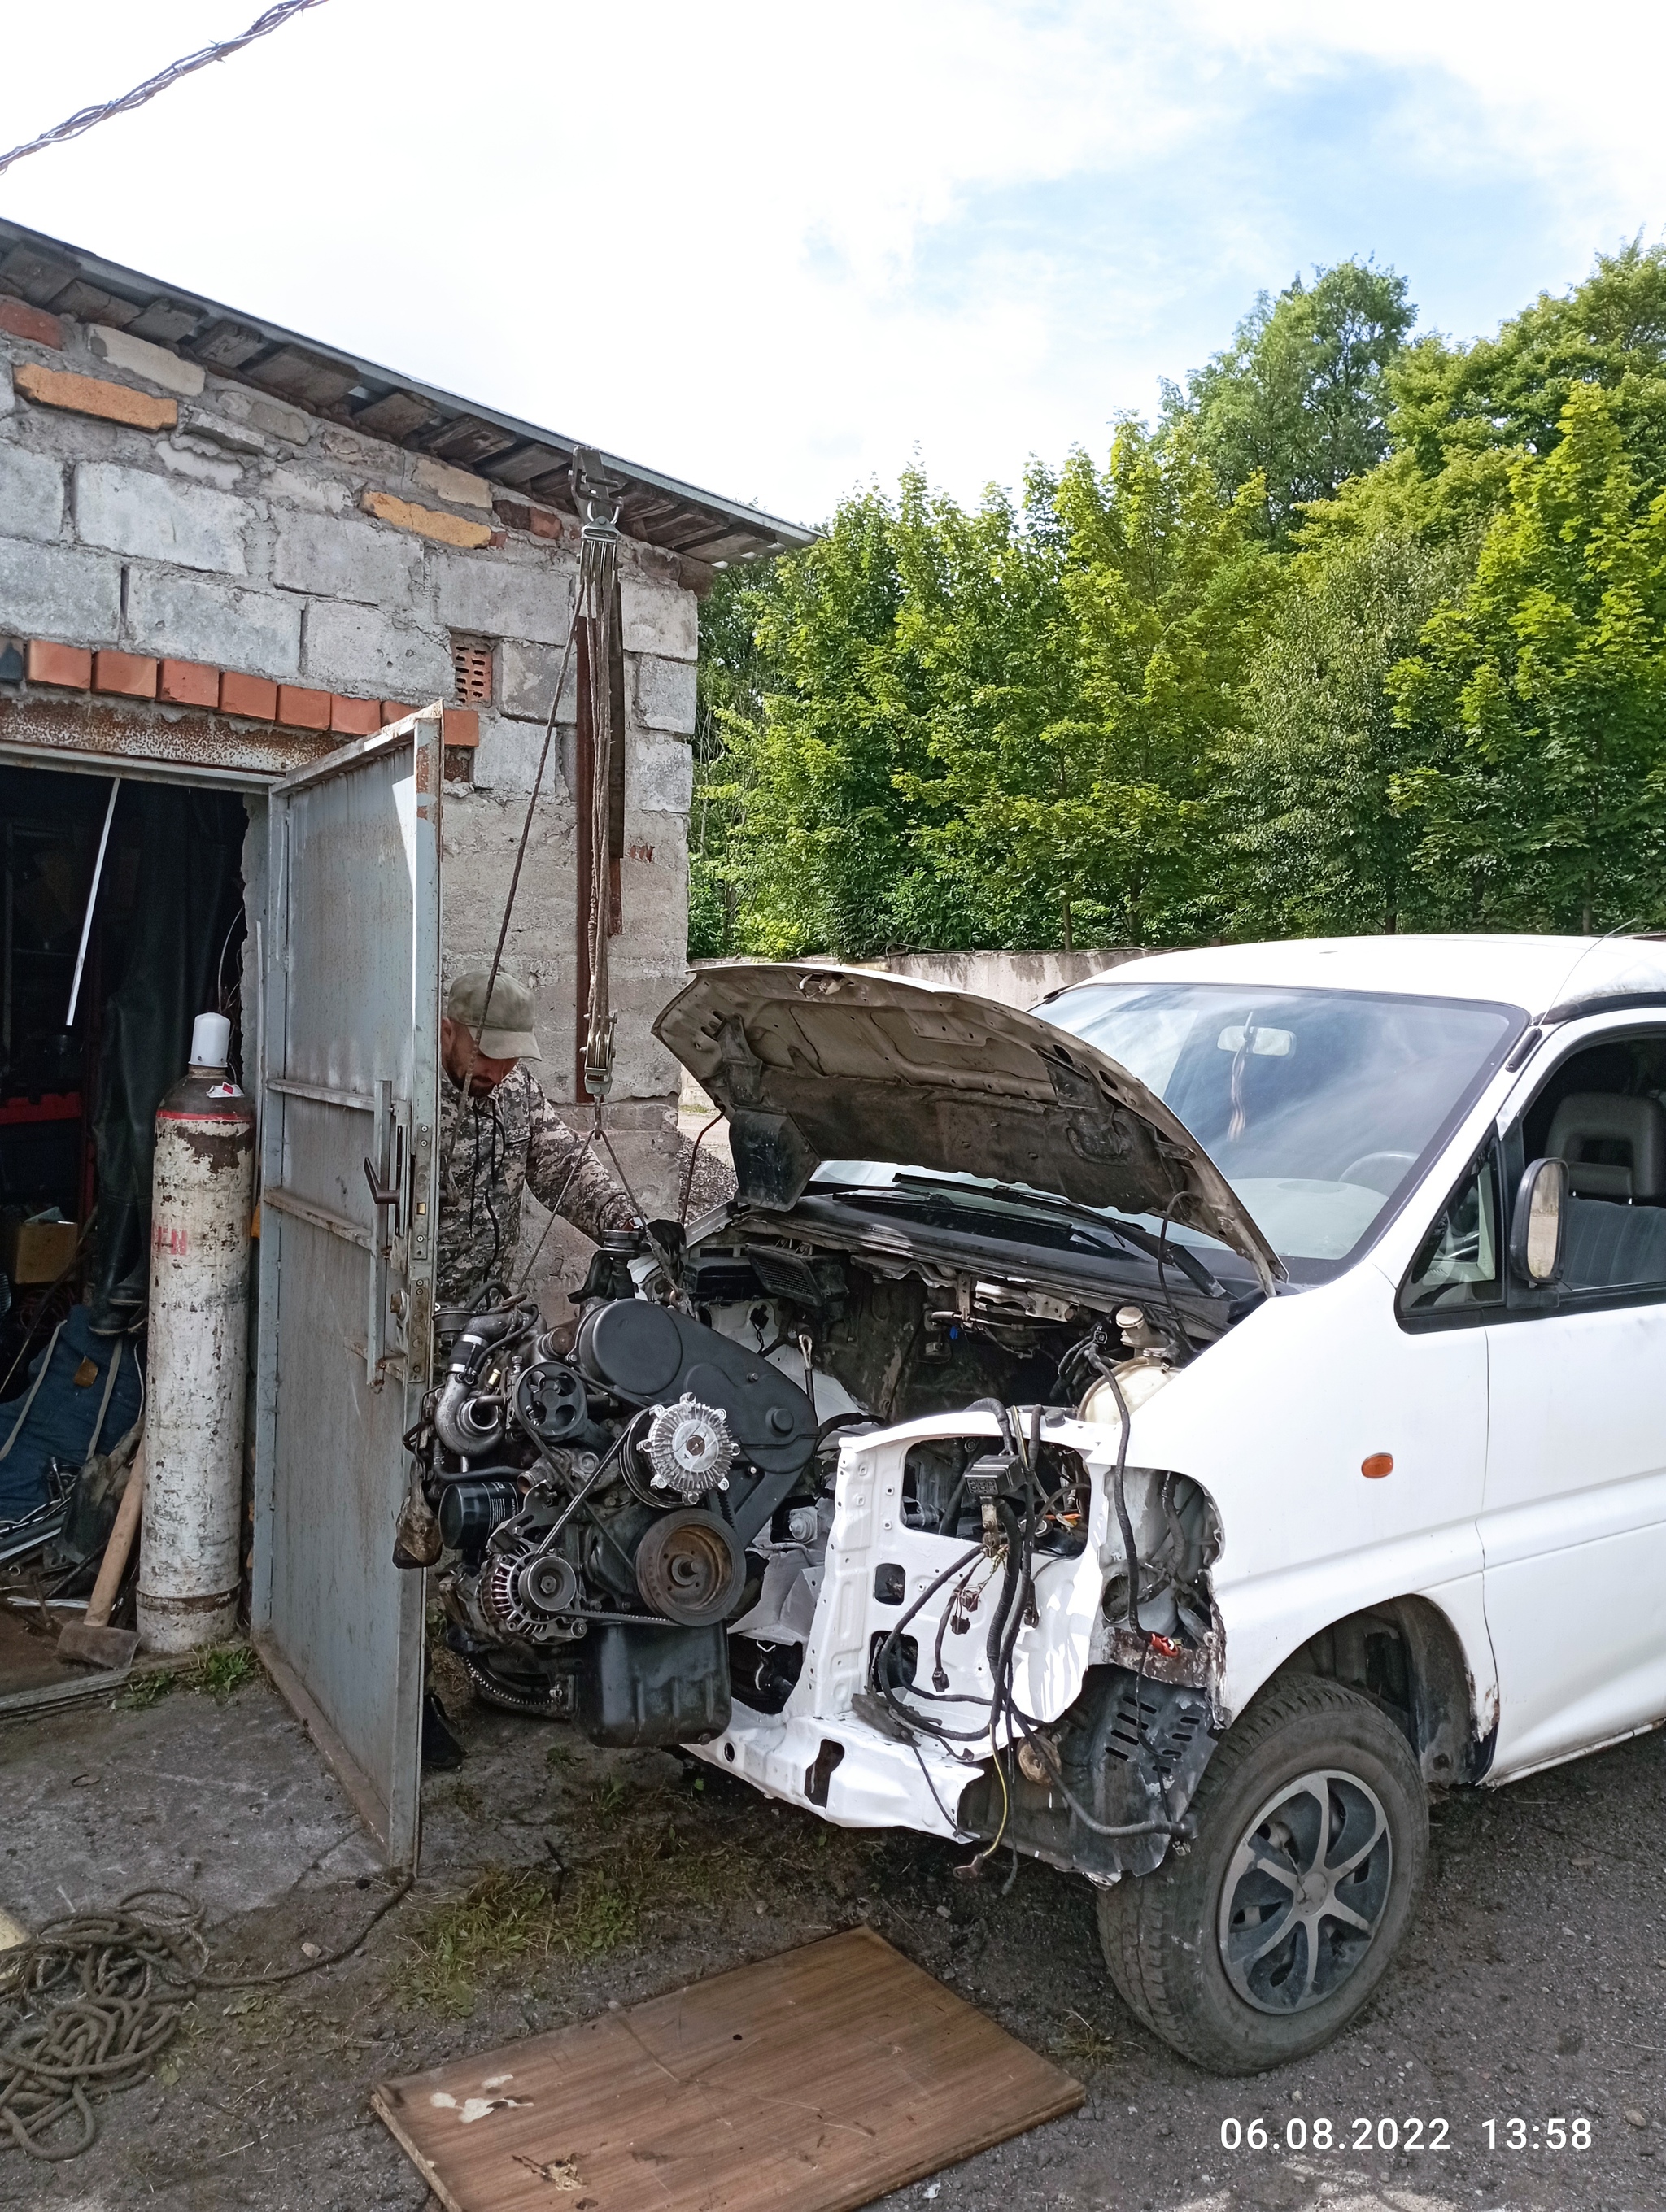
xmin=1515 ymin=1030 xmax=1666 ymax=1297
xmin=1040 ymin=981 xmax=1520 ymax=1281
xmin=1400 ymin=1154 xmax=1503 ymax=1316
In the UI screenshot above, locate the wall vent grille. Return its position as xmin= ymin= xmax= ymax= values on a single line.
xmin=451 ymin=637 xmax=493 ymax=704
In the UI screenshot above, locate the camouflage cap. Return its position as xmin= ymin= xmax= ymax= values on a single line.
xmin=446 ymin=969 xmax=542 ymax=1060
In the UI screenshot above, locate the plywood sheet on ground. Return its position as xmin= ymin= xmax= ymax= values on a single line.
xmin=373 ymin=1924 xmax=1083 ymax=2212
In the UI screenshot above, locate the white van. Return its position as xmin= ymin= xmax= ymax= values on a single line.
xmin=430 ymin=934 xmax=1666 ymax=2074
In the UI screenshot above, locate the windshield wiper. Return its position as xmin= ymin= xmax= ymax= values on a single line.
xmin=821 ymin=1173 xmax=1230 ymax=1301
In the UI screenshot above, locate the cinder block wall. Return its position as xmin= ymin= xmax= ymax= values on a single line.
xmin=0 ymin=300 xmax=698 ymax=1303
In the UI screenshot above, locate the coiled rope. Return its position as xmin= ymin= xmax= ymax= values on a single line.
xmin=0 ymin=1875 xmax=412 ymax=2161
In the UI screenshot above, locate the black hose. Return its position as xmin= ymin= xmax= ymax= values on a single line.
xmin=935 ymin=1474 xmax=968 ymax=1537
xmin=815 ymin=1412 xmax=872 ymax=1448
xmin=968 ymin=1396 xmax=1015 ymax=1453
xmin=1094 ymin=1355 xmax=1142 ymax=1631
xmin=867 ymin=1544 xmax=994 ymax=1740
xmin=980 ymin=1499 xmax=1023 ymax=1702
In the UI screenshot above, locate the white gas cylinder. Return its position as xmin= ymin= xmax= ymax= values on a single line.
xmin=136 ymin=1023 xmax=256 ymax=1653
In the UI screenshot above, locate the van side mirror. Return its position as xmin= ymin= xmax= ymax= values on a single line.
xmin=1510 ymin=1156 xmax=1568 ymax=1286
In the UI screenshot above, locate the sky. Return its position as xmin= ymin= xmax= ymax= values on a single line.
xmin=2 ymin=1 xmax=1664 ymax=533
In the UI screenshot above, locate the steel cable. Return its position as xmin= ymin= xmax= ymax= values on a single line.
xmin=0 ymin=2 xmax=331 ymax=176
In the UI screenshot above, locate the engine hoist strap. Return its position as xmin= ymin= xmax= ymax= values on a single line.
xmin=575 ymin=451 xmax=622 ymax=1103
xmin=438 ymin=448 xmax=624 ymax=1204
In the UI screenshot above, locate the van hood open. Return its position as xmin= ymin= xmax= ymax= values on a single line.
xmin=655 ymin=964 xmax=1283 ymax=1292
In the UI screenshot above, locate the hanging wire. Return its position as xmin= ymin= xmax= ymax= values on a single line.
xmin=0 ymin=2 xmax=331 ymax=176
xmin=437 ymin=529 xmax=588 ymax=1208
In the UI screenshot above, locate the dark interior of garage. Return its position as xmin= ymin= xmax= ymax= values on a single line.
xmin=1 ymin=764 xmax=246 ymax=1693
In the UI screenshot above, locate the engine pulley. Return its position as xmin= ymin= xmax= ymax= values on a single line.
xmin=634 ymin=1508 xmax=746 ymax=1627
xmin=643 ymin=1395 xmax=736 ymax=1502
xmin=514 ymin=1359 xmax=591 ymax=1445
xmin=480 ymin=1546 xmax=582 ymax=1644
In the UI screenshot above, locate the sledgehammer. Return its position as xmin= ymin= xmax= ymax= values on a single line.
xmin=56 ymin=1447 xmax=144 ymax=1672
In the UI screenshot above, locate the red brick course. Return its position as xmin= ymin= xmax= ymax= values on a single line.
xmin=20 ymin=635 xmax=395 ymax=744
xmin=220 ymin=671 xmax=277 ymax=720
xmin=26 ymin=641 xmax=92 ymax=689
xmin=0 ymin=295 xmax=64 ymax=348
xmin=277 ymin=685 xmax=332 ymax=731
xmin=92 ymin=651 xmax=158 ymax=699
xmin=158 ymin=659 xmax=220 ymax=708
xmin=442 ymin=707 xmax=479 ymax=749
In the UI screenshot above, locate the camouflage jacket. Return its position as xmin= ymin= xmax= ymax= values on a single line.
xmin=435 ymin=1067 xmax=737 ymax=1307
xmin=436 ymin=1066 xmax=637 ymax=1307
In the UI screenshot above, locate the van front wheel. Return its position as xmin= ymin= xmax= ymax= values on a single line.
xmin=1096 ymin=1675 xmax=1428 ymax=2073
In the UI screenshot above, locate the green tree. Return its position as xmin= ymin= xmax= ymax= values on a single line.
xmin=1172 ymin=260 xmax=1415 ymax=542
xmin=688 ymin=564 xmax=770 ymax=959
xmin=1391 ymin=239 xmax=1666 ymax=481
xmin=1389 ymin=380 xmax=1666 ymax=931
xmin=1228 ymin=529 xmax=1470 ymax=937
xmin=884 ymin=464 xmax=1087 ymax=949
xmin=691 ymin=246 xmax=1666 ymax=965
xmin=1040 ymin=420 xmax=1276 ymax=942
xmin=690 ymin=485 xmax=945 ymax=960
xmin=1302 ymin=240 xmax=1666 ymax=558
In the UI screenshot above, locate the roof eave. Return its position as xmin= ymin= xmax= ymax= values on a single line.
xmin=0 ymin=216 xmax=816 ymax=565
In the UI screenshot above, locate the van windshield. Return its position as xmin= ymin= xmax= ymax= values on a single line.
xmin=1036 ymin=978 xmax=1521 ymax=1276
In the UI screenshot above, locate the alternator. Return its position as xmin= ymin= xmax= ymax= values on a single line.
xmin=643 ymin=1395 xmax=736 ymax=1502
xmin=479 ymin=1546 xmax=582 ymax=1644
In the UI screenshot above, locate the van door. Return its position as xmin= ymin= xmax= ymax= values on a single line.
xmin=1481 ymin=1020 xmax=1666 ymax=1779
xmin=251 ymin=712 xmax=443 ymax=1866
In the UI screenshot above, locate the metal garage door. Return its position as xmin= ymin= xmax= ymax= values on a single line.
xmin=251 ymin=711 xmax=443 ymax=1865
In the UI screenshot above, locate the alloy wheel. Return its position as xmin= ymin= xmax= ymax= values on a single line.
xmin=1217 ymin=1766 xmax=1393 ymax=2014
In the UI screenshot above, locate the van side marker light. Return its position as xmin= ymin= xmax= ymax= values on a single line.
xmin=1362 ymin=1453 xmax=1393 ymax=1478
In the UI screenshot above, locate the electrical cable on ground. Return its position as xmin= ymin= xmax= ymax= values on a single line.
xmin=0 ymin=1 xmax=331 ymax=176
xmin=0 ymin=1875 xmax=412 ymax=2161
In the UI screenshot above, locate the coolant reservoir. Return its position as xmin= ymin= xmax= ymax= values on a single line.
xmin=1080 ymin=1353 xmax=1173 ymax=1426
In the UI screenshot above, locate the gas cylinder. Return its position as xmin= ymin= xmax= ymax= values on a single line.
xmin=137 ymin=1012 xmax=256 ymax=1653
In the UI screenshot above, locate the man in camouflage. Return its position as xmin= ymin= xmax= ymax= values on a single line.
xmin=436 ymin=969 xmax=731 ymax=1312
xmin=423 ymin=968 xmax=731 ymax=1769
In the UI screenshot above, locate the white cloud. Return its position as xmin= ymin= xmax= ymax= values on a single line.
xmin=2 ymin=2 xmax=1662 ymax=525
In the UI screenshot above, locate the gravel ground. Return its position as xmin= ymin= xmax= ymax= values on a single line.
xmin=3 ymin=1644 xmax=1665 ymax=2212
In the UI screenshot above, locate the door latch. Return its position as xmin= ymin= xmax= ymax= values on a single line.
xmin=364 ymin=1108 xmax=406 ymax=1257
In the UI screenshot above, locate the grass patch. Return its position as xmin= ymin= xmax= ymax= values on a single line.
xmin=396 ymin=1866 xmax=569 ymax=2018
xmin=395 ymin=1834 xmax=672 ymax=2017
xmin=593 ymin=1774 xmax=628 ymax=1818
xmin=561 ymin=1864 xmax=642 ymax=1957
xmin=120 ymin=1667 xmax=177 ymax=1710
xmin=193 ymin=1643 xmax=259 ymax=1699
xmin=1053 ymin=2009 xmax=1122 ymax=2071
xmin=117 ymin=1641 xmax=259 ymax=1710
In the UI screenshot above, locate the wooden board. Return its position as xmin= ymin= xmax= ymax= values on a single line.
xmin=373 ymin=1925 xmax=1083 ymax=2212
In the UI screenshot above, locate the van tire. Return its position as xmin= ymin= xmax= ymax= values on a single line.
xmin=1096 ymin=1675 xmax=1427 ymax=2074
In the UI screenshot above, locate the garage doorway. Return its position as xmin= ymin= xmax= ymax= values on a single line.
xmin=1 ymin=764 xmax=248 ymax=1702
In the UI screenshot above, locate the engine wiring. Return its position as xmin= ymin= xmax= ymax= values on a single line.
xmin=862 ymin=1396 xmax=1188 ymax=1877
